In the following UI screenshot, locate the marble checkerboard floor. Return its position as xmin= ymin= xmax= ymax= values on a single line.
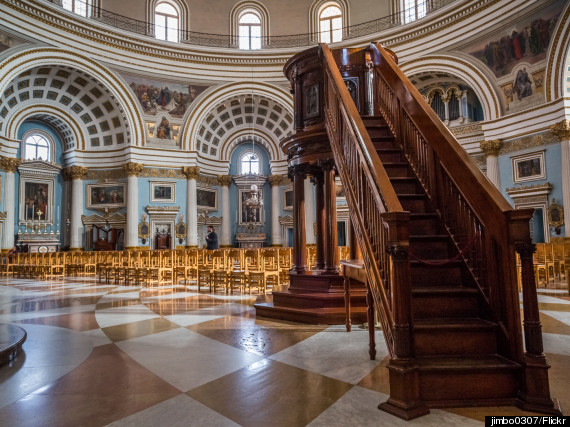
xmin=0 ymin=277 xmax=568 ymax=426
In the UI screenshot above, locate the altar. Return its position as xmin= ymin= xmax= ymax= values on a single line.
xmin=235 ymin=232 xmax=266 ymax=248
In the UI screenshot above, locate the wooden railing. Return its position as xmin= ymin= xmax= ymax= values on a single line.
xmin=321 ymin=44 xmax=413 ymax=360
xmin=369 ymin=42 xmax=543 ymax=363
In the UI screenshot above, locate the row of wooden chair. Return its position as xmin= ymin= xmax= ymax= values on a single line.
xmin=516 ymin=242 xmax=570 ymax=289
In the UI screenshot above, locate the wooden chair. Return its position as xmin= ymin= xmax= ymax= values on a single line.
xmin=553 ymin=243 xmax=565 ymax=281
xmin=247 ymin=271 xmax=266 ymax=294
xmin=197 ymin=266 xmax=212 ymax=292
xmin=261 ymin=249 xmax=280 ymax=290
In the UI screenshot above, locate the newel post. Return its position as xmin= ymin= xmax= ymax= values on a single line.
xmin=378 ymin=211 xmax=429 ymax=420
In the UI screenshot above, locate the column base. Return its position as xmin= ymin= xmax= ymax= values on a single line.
xmin=185 ymin=245 xmax=199 ymax=249
xmin=68 ymin=247 xmax=83 ymax=252
xmin=271 ymin=244 xmax=283 ymax=247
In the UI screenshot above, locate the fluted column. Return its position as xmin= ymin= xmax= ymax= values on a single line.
xmin=480 ymin=139 xmax=501 ymax=189
xmin=182 ymin=166 xmax=200 ymax=247
xmin=269 ymin=175 xmax=283 ymax=246
xmin=218 ymin=175 xmax=232 ymax=247
xmin=311 ymin=173 xmax=325 ymax=270
xmin=63 ymin=165 xmax=88 ymax=251
xmin=122 ymin=162 xmax=144 ymax=250
xmin=322 ymin=160 xmax=339 ymax=273
xmin=291 ymin=166 xmax=307 ymax=273
xmin=304 ymin=177 xmax=316 ymax=245
xmin=551 ymin=120 xmax=570 ymax=237
xmin=0 ymin=157 xmax=22 ymax=252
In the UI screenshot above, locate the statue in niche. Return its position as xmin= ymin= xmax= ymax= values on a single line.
xmin=156 ymin=117 xmax=171 ymax=139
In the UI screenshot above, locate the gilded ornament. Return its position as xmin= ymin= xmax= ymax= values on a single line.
xmin=550 ymin=120 xmax=570 ymax=141
xmin=0 ymin=156 xmax=21 ymax=172
xmin=122 ymin=162 xmax=144 ymax=177
xmin=480 ymin=140 xmax=501 ymax=156
xmin=268 ymin=175 xmax=283 ymax=186
xmin=63 ymin=165 xmax=88 ymax=180
xmin=217 ymin=175 xmax=232 ymax=187
xmin=182 ymin=166 xmax=200 ymax=180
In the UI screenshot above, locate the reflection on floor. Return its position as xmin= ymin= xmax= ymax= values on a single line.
xmin=0 ymin=277 xmax=568 ymax=426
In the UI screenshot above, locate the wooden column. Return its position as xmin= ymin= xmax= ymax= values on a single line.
xmin=322 ymin=160 xmax=339 ymax=273
xmin=311 ymin=173 xmax=325 ymax=270
xmin=291 ymin=165 xmax=307 ymax=273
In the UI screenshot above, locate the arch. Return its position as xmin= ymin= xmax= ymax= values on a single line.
xmin=400 ymin=55 xmax=501 ymax=121
xmin=0 ymin=47 xmax=144 ymax=149
xmin=146 ymin=0 xmax=190 ymax=41
xmin=545 ymin=1 xmax=570 ymax=102
xmin=230 ymin=1 xmax=270 ymax=48
xmin=309 ymin=0 xmax=349 ymax=41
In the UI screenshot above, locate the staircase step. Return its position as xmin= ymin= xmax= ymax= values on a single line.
xmin=409 ymin=235 xmax=450 ymax=260
xmin=417 ymin=355 xmax=520 ymax=404
xmin=398 ymin=194 xmax=428 ymax=213
xmin=390 ymin=177 xmax=420 ymax=194
xmin=377 ymin=148 xmax=403 ymax=162
xmin=383 ymin=162 xmax=413 ymax=177
xmin=414 ymin=318 xmax=497 ymax=356
xmin=271 ymin=290 xmax=367 ymax=309
xmin=411 ymin=260 xmax=463 ymax=286
xmin=254 ymin=302 xmax=367 ymax=324
xmin=409 ymin=213 xmax=440 ymax=235
xmin=412 ymin=286 xmax=479 ymax=319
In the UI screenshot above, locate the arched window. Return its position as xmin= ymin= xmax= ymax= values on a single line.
xmin=22 ymin=132 xmax=53 ymax=162
xmin=241 ymin=151 xmax=260 ymax=174
xmin=319 ymin=5 xmax=342 ymax=43
xmin=403 ymin=0 xmax=426 ymax=23
xmin=155 ymin=2 xmax=179 ymax=42
xmin=239 ymin=12 xmax=261 ymax=50
xmin=62 ymin=0 xmax=89 ymax=17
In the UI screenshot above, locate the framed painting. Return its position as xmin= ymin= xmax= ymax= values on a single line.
xmin=512 ymin=151 xmax=545 ymax=183
xmin=20 ymin=179 xmax=53 ymax=222
xmin=150 ymin=181 xmax=175 ymax=203
xmin=239 ymin=188 xmax=264 ymax=225
xmin=196 ymin=187 xmax=218 ymax=210
xmin=283 ymin=188 xmax=293 ymax=211
xmin=86 ymin=183 xmax=127 ymax=209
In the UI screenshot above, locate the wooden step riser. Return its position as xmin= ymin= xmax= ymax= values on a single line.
xmin=419 ymin=370 xmax=519 ymax=402
xmin=411 ymin=264 xmax=463 ymax=286
xmin=414 ymin=329 xmax=497 ymax=356
xmin=383 ymin=165 xmax=413 ymax=177
xmin=412 ymin=295 xmax=479 ymax=319
xmin=400 ymin=197 xmax=427 ymax=213
xmin=409 ymin=240 xmax=450 ymax=260
xmin=366 ymin=127 xmax=393 ymax=137
xmin=272 ymin=292 xmax=367 ymax=309
xmin=255 ymin=303 xmax=368 ymax=325
xmin=409 ymin=218 xmax=439 ymax=235
xmin=391 ymin=180 xmax=421 ymax=194
xmin=378 ymin=151 xmax=404 ymax=162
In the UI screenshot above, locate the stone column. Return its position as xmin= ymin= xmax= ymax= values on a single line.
xmin=551 ymin=120 xmax=570 ymax=236
xmin=0 ymin=157 xmax=22 ymax=252
xmin=182 ymin=166 xmax=200 ymax=247
xmin=218 ymin=175 xmax=232 ymax=247
xmin=480 ymin=139 xmax=501 ymax=189
xmin=311 ymin=173 xmax=325 ymax=270
xmin=269 ymin=175 xmax=283 ymax=246
xmin=304 ymin=177 xmax=316 ymax=245
xmin=291 ymin=166 xmax=307 ymax=273
xmin=122 ymin=162 xmax=144 ymax=250
xmin=322 ymin=160 xmax=339 ymax=273
xmin=63 ymin=165 xmax=88 ymax=251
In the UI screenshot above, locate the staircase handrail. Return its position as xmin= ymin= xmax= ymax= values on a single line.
xmin=321 ymin=43 xmax=413 ymax=360
xmin=369 ymin=42 xmax=540 ymax=362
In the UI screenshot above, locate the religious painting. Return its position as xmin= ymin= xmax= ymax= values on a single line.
xmin=512 ymin=151 xmax=545 ymax=183
xmin=122 ymin=73 xmax=210 ymax=118
xmin=196 ymin=187 xmax=218 ymax=210
xmin=304 ymin=83 xmax=319 ymax=119
xmin=150 ymin=182 xmax=175 ymax=203
xmin=463 ymin=0 xmax=563 ymax=77
xmin=86 ymin=183 xmax=126 ymax=209
xmin=239 ymin=188 xmax=263 ymax=225
xmin=20 ymin=180 xmax=52 ymax=222
xmin=283 ymin=188 xmax=293 ymax=211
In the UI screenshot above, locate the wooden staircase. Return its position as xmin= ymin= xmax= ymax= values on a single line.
xmin=363 ymin=115 xmax=522 ymax=406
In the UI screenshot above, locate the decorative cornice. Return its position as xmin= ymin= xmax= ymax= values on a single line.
xmin=182 ymin=166 xmax=200 ymax=180
xmin=506 ymin=182 xmax=553 ymax=197
xmin=141 ymin=168 xmax=184 ymax=179
xmin=499 ymin=131 xmax=559 ymax=155
xmin=62 ymin=165 xmax=88 ymax=180
xmin=550 ymin=120 xmax=570 ymax=141
xmin=217 ymin=175 xmax=232 ymax=187
xmin=480 ymin=139 xmax=501 ymax=156
xmin=0 ymin=156 xmax=21 ymax=173
xmin=450 ymin=123 xmax=483 ymax=136
xmin=122 ymin=162 xmax=144 ymax=177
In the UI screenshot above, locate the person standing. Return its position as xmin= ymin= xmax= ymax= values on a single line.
xmin=205 ymin=225 xmax=218 ymax=250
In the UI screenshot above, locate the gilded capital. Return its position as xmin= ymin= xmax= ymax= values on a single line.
xmin=268 ymin=175 xmax=283 ymax=186
xmin=0 ymin=156 xmax=21 ymax=173
xmin=63 ymin=165 xmax=89 ymax=180
xmin=182 ymin=166 xmax=200 ymax=180
xmin=217 ymin=175 xmax=232 ymax=187
xmin=550 ymin=119 xmax=570 ymax=141
xmin=480 ymin=140 xmax=501 ymax=156
xmin=122 ymin=162 xmax=144 ymax=177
